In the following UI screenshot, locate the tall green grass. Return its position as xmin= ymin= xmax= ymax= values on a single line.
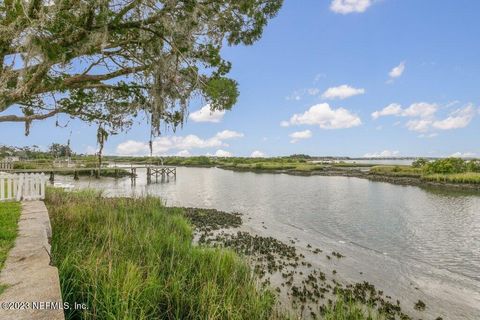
xmin=46 ymin=189 xmax=276 ymax=320
xmin=0 ymin=201 xmax=21 ymax=295
xmin=423 ymin=172 xmax=480 ymax=184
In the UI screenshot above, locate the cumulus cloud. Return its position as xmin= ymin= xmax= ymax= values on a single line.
xmin=214 ymin=130 xmax=244 ymax=140
xmin=189 ymin=104 xmax=225 ymax=123
xmin=213 ymin=149 xmax=233 ymax=157
xmin=363 ymin=150 xmax=400 ymax=158
xmin=405 ymin=104 xmax=476 ymax=132
xmin=289 ymin=129 xmax=312 ymax=143
xmin=116 ymin=130 xmax=244 ymax=156
xmin=406 ymin=119 xmax=432 ymax=133
xmin=176 ymin=150 xmax=191 ymax=157
xmin=389 ymin=61 xmax=406 ymax=79
xmin=372 ymin=103 xmax=402 ymax=119
xmin=250 ymin=150 xmax=266 ymax=158
xmin=283 ymin=103 xmax=361 ymax=129
xmin=116 ymin=140 xmax=150 ymax=155
xmin=432 ymin=104 xmax=475 ymax=130
xmin=403 ymin=102 xmax=437 ymax=118
xmin=450 ymin=152 xmax=476 ymax=158
xmin=330 ymin=0 xmax=373 ymax=14
xmin=372 ymin=102 xmax=438 ymax=120
xmin=321 ymin=85 xmax=365 ymax=100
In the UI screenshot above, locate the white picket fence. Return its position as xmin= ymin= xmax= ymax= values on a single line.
xmin=0 ymin=173 xmax=46 ymax=201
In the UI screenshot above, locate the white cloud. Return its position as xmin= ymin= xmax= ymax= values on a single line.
xmin=406 ymin=119 xmax=432 ymax=133
xmin=176 ymin=150 xmax=191 ymax=157
xmin=214 ymin=130 xmax=244 ymax=140
xmin=321 ymin=85 xmax=365 ymax=100
xmin=402 ymin=102 xmax=437 ymax=118
xmin=371 ymin=102 xmax=438 ymax=120
xmin=432 ymin=104 xmax=475 ymax=130
xmin=284 ymin=103 xmax=361 ymax=129
xmin=116 ymin=130 xmax=244 ymax=156
xmin=330 ymin=0 xmax=373 ymax=14
xmin=280 ymin=121 xmax=290 ymax=127
xmin=403 ymin=104 xmax=475 ymax=132
xmin=213 ymin=149 xmax=233 ymax=157
xmin=116 ymin=140 xmax=150 ymax=156
xmin=289 ymin=129 xmax=312 ymax=143
xmin=286 ymin=88 xmax=320 ymax=101
xmin=372 ymin=103 xmax=402 ymax=119
xmin=250 ymin=150 xmax=266 ymax=158
xmin=189 ymin=104 xmax=225 ymax=123
xmin=389 ymin=61 xmax=406 ymax=79
xmin=363 ymin=150 xmax=400 ymax=158
xmin=450 ymin=152 xmax=476 ymax=158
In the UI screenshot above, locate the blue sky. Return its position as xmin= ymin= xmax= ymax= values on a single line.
xmin=2 ymin=0 xmax=480 ymax=158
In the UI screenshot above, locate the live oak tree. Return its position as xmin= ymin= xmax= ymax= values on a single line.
xmin=0 ymin=0 xmax=282 ymax=156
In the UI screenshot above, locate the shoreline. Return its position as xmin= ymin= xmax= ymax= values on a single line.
xmin=195 ymin=165 xmax=480 ymax=192
xmin=183 ymin=205 xmax=475 ymax=320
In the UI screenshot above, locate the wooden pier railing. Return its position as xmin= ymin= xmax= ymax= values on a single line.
xmin=0 ymin=161 xmax=13 ymax=171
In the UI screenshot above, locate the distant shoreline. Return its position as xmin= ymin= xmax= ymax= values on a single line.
xmin=177 ymin=164 xmax=480 ymax=191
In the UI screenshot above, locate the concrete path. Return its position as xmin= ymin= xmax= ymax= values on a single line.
xmin=0 ymin=201 xmax=64 ymax=320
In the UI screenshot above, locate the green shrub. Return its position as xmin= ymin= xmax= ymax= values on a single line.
xmin=424 ymin=158 xmax=467 ymax=174
xmin=412 ymin=158 xmax=428 ymax=168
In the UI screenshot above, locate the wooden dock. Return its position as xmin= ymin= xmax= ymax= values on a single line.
xmin=2 ymin=162 xmax=176 ymax=184
xmin=128 ymin=165 xmax=177 ymax=184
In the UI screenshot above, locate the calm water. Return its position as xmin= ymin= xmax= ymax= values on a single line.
xmin=56 ymin=166 xmax=480 ymax=317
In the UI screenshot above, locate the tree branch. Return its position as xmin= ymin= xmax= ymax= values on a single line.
xmin=0 ymin=109 xmax=60 ymax=122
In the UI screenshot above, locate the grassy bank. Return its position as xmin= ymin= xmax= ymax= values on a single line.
xmin=369 ymin=166 xmax=422 ymax=178
xmin=422 ymin=172 xmax=480 ymax=184
xmin=108 ymin=156 xmax=357 ymax=173
xmin=46 ymin=189 xmax=276 ymax=320
xmin=370 ymin=159 xmax=480 ymax=185
xmin=0 ymin=201 xmax=21 ymax=295
xmin=55 ymin=168 xmax=132 ymax=178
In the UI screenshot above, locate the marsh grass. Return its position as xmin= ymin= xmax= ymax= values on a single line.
xmin=0 ymin=201 xmax=21 ymax=295
xmin=369 ymin=166 xmax=422 ymax=178
xmin=371 ymin=165 xmax=480 ymax=184
xmin=46 ymin=189 xmax=276 ymax=320
xmin=422 ymin=172 xmax=480 ymax=184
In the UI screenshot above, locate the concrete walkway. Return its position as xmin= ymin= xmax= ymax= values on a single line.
xmin=0 ymin=201 xmax=64 ymax=320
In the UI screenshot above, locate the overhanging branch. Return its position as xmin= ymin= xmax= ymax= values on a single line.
xmin=0 ymin=109 xmax=60 ymax=122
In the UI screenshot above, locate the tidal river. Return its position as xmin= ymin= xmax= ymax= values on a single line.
xmin=56 ymin=166 xmax=480 ymax=319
